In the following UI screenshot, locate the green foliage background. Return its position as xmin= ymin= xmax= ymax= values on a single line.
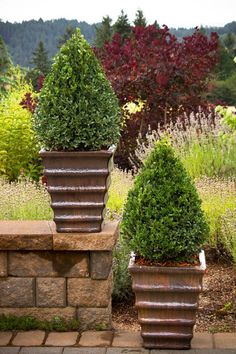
xmin=0 ymin=69 xmax=40 ymax=181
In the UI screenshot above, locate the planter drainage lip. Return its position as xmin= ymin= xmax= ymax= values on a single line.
xmin=129 ymin=250 xmax=206 ymax=273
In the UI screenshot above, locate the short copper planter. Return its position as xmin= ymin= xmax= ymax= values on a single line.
xmin=129 ymin=251 xmax=206 ymax=349
xmin=40 ymin=147 xmax=115 ymax=233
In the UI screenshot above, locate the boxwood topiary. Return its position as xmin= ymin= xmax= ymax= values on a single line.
xmin=122 ymin=139 xmax=209 ymax=262
xmin=33 ymin=28 xmax=121 ymax=151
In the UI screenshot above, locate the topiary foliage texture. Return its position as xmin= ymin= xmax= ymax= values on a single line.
xmin=34 ymin=28 xmax=120 ymax=151
xmin=122 ymin=139 xmax=209 ymax=262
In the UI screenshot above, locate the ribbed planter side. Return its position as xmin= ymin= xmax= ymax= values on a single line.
xmin=40 ymin=149 xmax=114 ymax=233
xmin=129 ymin=252 xmax=206 ymax=349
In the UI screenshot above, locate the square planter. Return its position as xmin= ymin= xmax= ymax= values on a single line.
xmin=129 ymin=251 xmax=206 ymax=349
xmin=40 ymin=147 xmax=115 ymax=233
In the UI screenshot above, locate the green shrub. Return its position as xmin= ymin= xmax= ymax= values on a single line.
xmin=122 ymin=139 xmax=209 ymax=262
xmin=216 ymin=105 xmax=236 ymax=131
xmin=34 ymin=28 xmax=121 ymax=151
xmin=112 ymin=231 xmax=132 ymax=301
xmin=0 ymin=72 xmax=41 ymax=181
xmin=209 ymin=74 xmax=236 ymax=106
xmin=0 ymin=314 xmax=80 ymax=331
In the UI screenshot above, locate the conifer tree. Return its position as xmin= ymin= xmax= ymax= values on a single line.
xmin=58 ymin=25 xmax=76 ymax=48
xmin=0 ymin=35 xmax=12 ymax=74
xmin=113 ymin=10 xmax=131 ymax=42
xmin=31 ymin=41 xmax=50 ymax=75
xmin=134 ymin=9 xmax=147 ymax=27
xmin=223 ymin=32 xmax=236 ymax=56
xmin=95 ymin=16 xmax=113 ymax=48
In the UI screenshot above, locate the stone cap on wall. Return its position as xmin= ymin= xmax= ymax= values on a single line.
xmin=0 ymin=221 xmax=119 ymax=251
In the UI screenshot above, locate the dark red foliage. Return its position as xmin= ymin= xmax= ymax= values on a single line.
xmin=37 ymin=74 xmax=45 ymax=91
xmin=20 ymin=92 xmax=38 ymax=113
xmin=95 ymin=25 xmax=219 ymax=168
xmin=20 ymin=74 xmax=45 ymax=113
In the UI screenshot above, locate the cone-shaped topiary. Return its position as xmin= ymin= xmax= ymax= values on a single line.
xmin=33 ymin=28 xmax=121 ymax=151
xmin=122 ymin=139 xmax=209 ymax=262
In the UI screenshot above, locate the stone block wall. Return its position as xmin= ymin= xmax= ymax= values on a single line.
xmin=0 ymin=221 xmax=119 ymax=329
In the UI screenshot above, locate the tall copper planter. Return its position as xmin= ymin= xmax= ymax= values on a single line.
xmin=40 ymin=148 xmax=114 ymax=233
xmin=129 ymin=251 xmax=206 ymax=349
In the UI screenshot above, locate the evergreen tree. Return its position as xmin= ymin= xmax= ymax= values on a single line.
xmin=0 ymin=35 xmax=13 ymax=96
xmin=58 ymin=25 xmax=76 ymax=48
xmin=31 ymin=41 xmax=50 ymax=75
xmin=0 ymin=35 xmax=12 ymax=74
xmin=134 ymin=9 xmax=147 ymax=27
xmin=223 ymin=32 xmax=236 ymax=56
xmin=113 ymin=10 xmax=131 ymax=42
xmin=95 ymin=16 xmax=113 ymax=48
xmin=215 ymin=43 xmax=236 ymax=80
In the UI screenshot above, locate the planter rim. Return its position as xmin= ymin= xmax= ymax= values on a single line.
xmin=40 ymin=144 xmax=116 ymax=157
xmin=128 ymin=250 xmax=206 ymax=273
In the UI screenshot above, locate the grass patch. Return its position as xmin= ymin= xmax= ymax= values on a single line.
xmin=106 ymin=168 xmax=133 ymax=219
xmin=196 ymin=177 xmax=236 ymax=261
xmin=0 ymin=314 xmax=80 ymax=331
xmin=0 ymin=178 xmax=52 ymax=220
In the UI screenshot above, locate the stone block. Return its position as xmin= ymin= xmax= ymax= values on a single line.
xmin=77 ymin=303 xmax=111 ymax=330
xmin=191 ymin=332 xmax=213 ymax=348
xmin=0 ymin=307 xmax=76 ymax=321
xmin=112 ymin=330 xmax=143 ymax=347
xmin=78 ymin=331 xmax=113 ymax=347
xmin=0 ymin=349 xmax=20 ymax=354
xmin=0 ymin=332 xmax=13 ymax=345
xmin=36 ymin=278 xmax=66 ymax=307
xmin=0 ymin=277 xmax=34 ymax=307
xmin=195 ymin=351 xmax=235 ymax=354
xmin=20 ymin=348 xmax=63 ymax=354
xmin=9 ymin=251 xmax=89 ymax=277
xmin=45 ymin=332 xmax=78 ymax=346
xmin=214 ymin=332 xmax=236 ymax=349
xmin=45 ymin=332 xmax=79 ymax=347
xmin=64 ymin=349 xmax=106 ymax=354
xmin=90 ymin=251 xmax=112 ymax=279
xmin=52 ymin=221 xmax=119 ymax=251
xmin=0 ymin=251 xmax=7 ymax=277
xmin=107 ymin=349 xmax=148 ymax=354
xmin=0 ymin=221 xmax=52 ymax=250
xmin=12 ymin=330 xmax=45 ymax=346
xmin=68 ymin=273 xmax=112 ymax=307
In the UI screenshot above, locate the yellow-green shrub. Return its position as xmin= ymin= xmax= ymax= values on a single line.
xmin=0 ymin=71 xmax=40 ymax=180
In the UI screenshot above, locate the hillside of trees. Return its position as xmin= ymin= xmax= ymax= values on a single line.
xmin=0 ymin=17 xmax=236 ymax=68
xmin=0 ymin=18 xmax=97 ymax=67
